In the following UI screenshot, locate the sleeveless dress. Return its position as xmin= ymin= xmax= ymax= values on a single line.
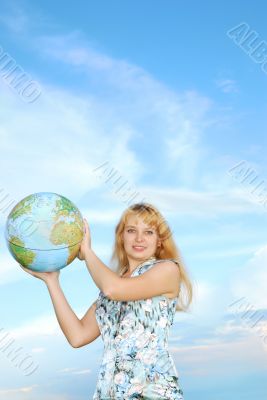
xmin=93 ymin=257 xmax=184 ymax=400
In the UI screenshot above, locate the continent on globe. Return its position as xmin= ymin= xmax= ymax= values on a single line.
xmin=5 ymin=192 xmax=84 ymax=272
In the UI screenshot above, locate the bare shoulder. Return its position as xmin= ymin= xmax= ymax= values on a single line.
xmin=149 ymin=259 xmax=180 ymax=276
xmin=147 ymin=260 xmax=180 ymax=299
xmin=107 ymin=258 xmax=180 ymax=302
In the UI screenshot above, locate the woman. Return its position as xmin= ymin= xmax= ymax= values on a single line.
xmin=21 ymin=202 xmax=193 ymax=399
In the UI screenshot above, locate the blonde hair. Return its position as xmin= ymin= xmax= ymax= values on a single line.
xmin=109 ymin=202 xmax=193 ymax=312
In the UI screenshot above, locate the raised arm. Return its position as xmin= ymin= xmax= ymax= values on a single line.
xmin=45 ymin=278 xmax=84 ymax=347
xmin=19 ymin=265 xmax=101 ymax=348
xmin=106 ymin=260 xmax=181 ymax=301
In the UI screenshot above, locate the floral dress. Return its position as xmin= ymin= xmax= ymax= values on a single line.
xmin=93 ymin=257 xmax=184 ymax=400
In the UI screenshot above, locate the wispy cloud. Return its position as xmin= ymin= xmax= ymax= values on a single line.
xmin=135 ymin=186 xmax=264 ymax=217
xmin=58 ymin=367 xmax=92 ymax=375
xmin=230 ymin=244 xmax=267 ymax=309
xmin=0 ymin=5 xmax=29 ymax=34
xmin=11 ymin=314 xmax=61 ymax=339
xmin=170 ymin=319 xmax=267 ymax=378
xmin=31 ymin=33 xmax=220 ymax=184
xmin=0 ymin=385 xmax=38 ymax=395
xmin=0 ymin=252 xmax=23 ymax=285
xmin=215 ymin=78 xmax=239 ymax=93
xmin=0 ymin=4 xmax=266 ymax=398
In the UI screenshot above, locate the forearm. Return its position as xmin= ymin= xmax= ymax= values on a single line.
xmin=45 ymin=279 xmax=82 ymax=347
xmin=84 ymin=249 xmax=119 ymax=295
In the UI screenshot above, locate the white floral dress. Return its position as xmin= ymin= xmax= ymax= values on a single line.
xmin=93 ymin=257 xmax=184 ymax=400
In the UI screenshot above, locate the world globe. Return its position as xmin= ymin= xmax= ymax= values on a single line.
xmin=5 ymin=192 xmax=84 ymax=272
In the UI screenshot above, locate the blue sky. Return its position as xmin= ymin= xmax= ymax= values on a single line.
xmin=0 ymin=0 xmax=267 ymax=399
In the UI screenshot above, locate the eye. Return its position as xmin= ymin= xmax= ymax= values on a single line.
xmin=127 ymin=229 xmax=135 ymax=233
xmin=146 ymin=230 xmax=154 ymax=235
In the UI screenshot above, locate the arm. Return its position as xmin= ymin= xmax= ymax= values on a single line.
xmin=78 ymin=219 xmax=180 ymax=301
xmin=78 ymin=219 xmax=121 ymax=296
xmin=19 ymin=265 xmax=101 ymax=348
xmin=106 ymin=260 xmax=181 ymax=301
xmin=78 ymin=300 xmax=101 ymax=347
xmin=84 ymin=248 xmax=120 ymax=296
xmin=45 ymin=279 xmax=81 ymax=347
xmin=45 ymin=279 xmax=100 ymax=348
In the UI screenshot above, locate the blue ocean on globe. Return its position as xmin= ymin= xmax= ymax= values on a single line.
xmin=5 ymin=192 xmax=84 ymax=272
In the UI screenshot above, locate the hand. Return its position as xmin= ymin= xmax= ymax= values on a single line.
xmin=78 ymin=218 xmax=91 ymax=261
xmin=19 ymin=264 xmax=60 ymax=285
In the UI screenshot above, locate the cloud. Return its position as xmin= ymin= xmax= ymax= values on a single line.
xmin=0 ymin=385 xmax=74 ymax=400
xmin=0 ymin=251 xmax=23 ymax=285
xmin=0 ymin=183 xmax=263 ymax=286
xmin=171 ymin=334 xmax=266 ymax=376
xmin=0 ymin=6 xmax=29 ymax=34
xmin=190 ymin=243 xmax=262 ymax=259
xmin=0 ymin=387 xmax=71 ymax=400
xmin=230 ymin=244 xmax=267 ymax=309
xmin=134 ymin=186 xmax=264 ymax=218
xmin=31 ymin=347 xmax=46 ymax=353
xmin=31 ymin=33 xmax=219 ymax=184
xmin=0 ymin=79 xmax=143 ymax=202
xmin=1 ymin=31 xmax=244 ymax=223
xmin=0 ymin=385 xmax=38 ymax=395
xmin=169 ymin=317 xmax=267 ymax=378
xmin=10 ymin=314 xmax=61 ymax=339
xmin=58 ymin=367 xmax=92 ymax=375
xmin=186 ymin=280 xmax=228 ymax=324
xmin=215 ymin=78 xmax=239 ymax=93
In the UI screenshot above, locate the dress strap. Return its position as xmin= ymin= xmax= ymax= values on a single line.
xmin=167 ymin=258 xmax=180 ymax=266
xmin=144 ymin=258 xmax=180 ymax=270
xmin=154 ymin=258 xmax=179 ymax=265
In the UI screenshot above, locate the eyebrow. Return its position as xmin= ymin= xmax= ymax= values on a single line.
xmin=125 ymin=225 xmax=155 ymax=230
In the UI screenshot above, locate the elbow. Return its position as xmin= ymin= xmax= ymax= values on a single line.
xmin=104 ymin=289 xmax=121 ymax=301
xmin=69 ymin=338 xmax=82 ymax=349
xmin=103 ymin=289 xmax=114 ymax=300
xmin=103 ymin=285 xmax=115 ymax=300
xmin=71 ymin=343 xmax=80 ymax=349
xmin=103 ymin=278 xmax=121 ymax=300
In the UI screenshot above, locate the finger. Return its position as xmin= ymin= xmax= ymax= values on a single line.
xmin=83 ymin=219 xmax=90 ymax=235
xmin=19 ymin=264 xmax=33 ymax=275
xmin=84 ymin=218 xmax=90 ymax=227
xmin=82 ymin=219 xmax=87 ymax=233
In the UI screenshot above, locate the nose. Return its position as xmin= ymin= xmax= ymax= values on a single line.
xmin=135 ymin=232 xmax=144 ymax=242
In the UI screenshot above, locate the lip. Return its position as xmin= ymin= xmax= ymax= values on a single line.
xmin=133 ymin=246 xmax=146 ymax=251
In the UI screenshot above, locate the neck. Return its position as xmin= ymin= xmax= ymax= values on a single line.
xmin=126 ymin=255 xmax=156 ymax=273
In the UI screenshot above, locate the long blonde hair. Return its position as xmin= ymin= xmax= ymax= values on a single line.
xmin=109 ymin=202 xmax=193 ymax=312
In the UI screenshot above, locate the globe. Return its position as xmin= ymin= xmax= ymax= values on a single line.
xmin=5 ymin=192 xmax=84 ymax=272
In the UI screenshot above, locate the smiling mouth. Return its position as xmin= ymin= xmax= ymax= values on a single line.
xmin=133 ymin=246 xmax=146 ymax=249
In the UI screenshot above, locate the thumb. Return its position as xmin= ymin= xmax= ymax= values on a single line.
xmin=83 ymin=218 xmax=90 ymax=233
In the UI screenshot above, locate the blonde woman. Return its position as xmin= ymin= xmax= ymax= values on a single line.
xmin=21 ymin=202 xmax=193 ymax=399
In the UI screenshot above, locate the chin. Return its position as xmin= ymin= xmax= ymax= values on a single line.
xmin=132 ymin=252 xmax=151 ymax=259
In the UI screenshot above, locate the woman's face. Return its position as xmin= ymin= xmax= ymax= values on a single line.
xmin=122 ymin=214 xmax=161 ymax=261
